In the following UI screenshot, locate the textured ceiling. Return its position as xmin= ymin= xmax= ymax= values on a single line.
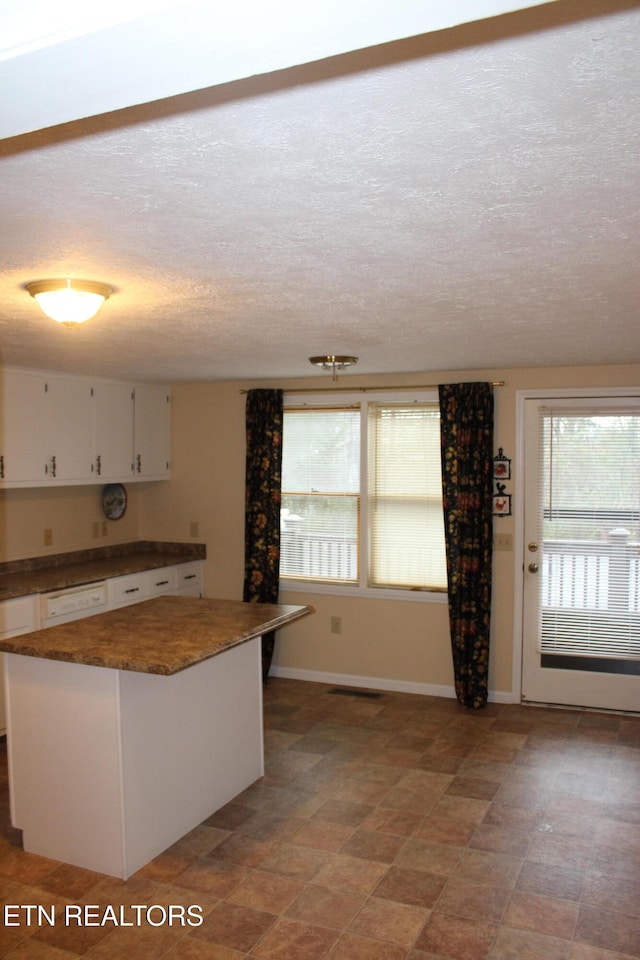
xmin=0 ymin=0 xmax=639 ymax=383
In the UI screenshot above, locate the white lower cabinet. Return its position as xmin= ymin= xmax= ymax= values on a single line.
xmin=175 ymin=562 xmax=203 ymax=596
xmin=0 ymin=596 xmax=39 ymax=636
xmin=0 ymin=561 xmax=203 ymax=732
xmin=6 ymin=634 xmax=261 ymax=878
xmin=146 ymin=562 xmax=203 ymax=598
xmin=146 ymin=567 xmax=177 ymax=597
xmin=107 ymin=573 xmax=150 ymax=609
xmin=0 ymin=595 xmax=39 ymax=735
xmin=110 ymin=563 xmax=203 ymax=607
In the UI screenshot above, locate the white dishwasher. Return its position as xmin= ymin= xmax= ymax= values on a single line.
xmin=40 ymin=581 xmax=109 ymax=627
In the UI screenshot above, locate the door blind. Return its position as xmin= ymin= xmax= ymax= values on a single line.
xmin=538 ymin=405 xmax=640 ymax=662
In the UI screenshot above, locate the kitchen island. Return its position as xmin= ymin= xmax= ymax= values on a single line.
xmin=0 ymin=596 xmax=312 ymax=879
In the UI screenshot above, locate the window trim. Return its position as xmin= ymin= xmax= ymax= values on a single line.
xmin=280 ymin=389 xmax=448 ymax=603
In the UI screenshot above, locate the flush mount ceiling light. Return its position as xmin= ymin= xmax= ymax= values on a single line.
xmin=25 ymin=279 xmax=113 ymax=327
xmin=309 ymin=355 xmax=358 ymax=382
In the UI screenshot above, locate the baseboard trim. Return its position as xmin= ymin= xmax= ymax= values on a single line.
xmin=269 ymin=665 xmax=515 ymax=704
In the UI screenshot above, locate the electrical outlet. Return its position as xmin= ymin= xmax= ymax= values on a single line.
xmin=331 ymin=616 xmax=342 ymax=634
xmin=190 ymin=521 xmax=199 ymax=538
xmin=494 ymin=533 xmax=513 ymax=551
xmin=92 ymin=521 xmax=100 ymax=539
xmin=44 ymin=528 xmax=53 ymax=546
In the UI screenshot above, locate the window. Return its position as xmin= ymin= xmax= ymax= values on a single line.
xmin=280 ymin=392 xmax=447 ymax=596
xmin=369 ymin=402 xmax=446 ymax=589
xmin=280 ymin=407 xmax=360 ymax=584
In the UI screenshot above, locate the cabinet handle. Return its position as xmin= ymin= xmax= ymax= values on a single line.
xmin=96 ymin=454 xmax=102 ymax=476
xmin=124 ymin=587 xmax=140 ymax=594
xmin=0 ymin=455 xmax=3 ymax=479
xmin=155 ymin=580 xmax=169 ymax=587
xmin=136 ymin=454 xmax=142 ymax=473
xmin=50 ymin=456 xmax=56 ymax=478
xmin=184 ymin=574 xmax=196 ymax=580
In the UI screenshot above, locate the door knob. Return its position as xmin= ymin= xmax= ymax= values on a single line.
xmin=528 ymin=541 xmax=538 ymax=552
xmin=528 ymin=562 xmax=539 ymax=573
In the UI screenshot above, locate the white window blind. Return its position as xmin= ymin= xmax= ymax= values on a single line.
xmin=538 ymin=405 xmax=640 ymax=662
xmin=369 ymin=402 xmax=447 ymax=590
xmin=281 ymin=407 xmax=360 ymax=583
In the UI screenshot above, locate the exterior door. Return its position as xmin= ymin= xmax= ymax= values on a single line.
xmin=522 ymin=395 xmax=640 ymax=712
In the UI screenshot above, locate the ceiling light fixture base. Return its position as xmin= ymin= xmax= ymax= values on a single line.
xmin=309 ymin=355 xmax=358 ymax=382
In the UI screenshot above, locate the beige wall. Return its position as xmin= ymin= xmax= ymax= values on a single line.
xmin=138 ymin=362 xmax=640 ymax=699
xmin=0 ymin=484 xmax=140 ymax=560
xmin=2 ymin=362 xmax=638 ymax=699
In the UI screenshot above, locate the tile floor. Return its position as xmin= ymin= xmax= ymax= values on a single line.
xmin=0 ymin=678 xmax=639 ymax=960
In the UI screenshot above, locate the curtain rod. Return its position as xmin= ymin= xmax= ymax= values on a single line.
xmin=240 ymin=381 xmax=505 ymax=395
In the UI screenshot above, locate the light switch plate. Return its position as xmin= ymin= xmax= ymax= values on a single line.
xmin=494 ymin=533 xmax=513 ymax=551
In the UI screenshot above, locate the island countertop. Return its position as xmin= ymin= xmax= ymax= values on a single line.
xmin=0 ymin=596 xmax=313 ymax=675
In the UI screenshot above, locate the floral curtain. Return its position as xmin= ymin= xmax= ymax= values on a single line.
xmin=243 ymin=388 xmax=283 ymax=681
xmin=438 ymin=382 xmax=494 ymax=709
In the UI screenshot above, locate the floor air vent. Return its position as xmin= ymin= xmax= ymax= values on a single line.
xmin=328 ymin=687 xmax=383 ymax=699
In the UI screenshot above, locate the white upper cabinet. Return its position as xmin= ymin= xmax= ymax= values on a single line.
xmin=0 ymin=368 xmax=169 ymax=487
xmin=46 ymin=377 xmax=94 ymax=482
xmin=134 ymin=384 xmax=170 ymax=480
xmin=93 ymin=381 xmax=135 ymax=481
xmin=0 ymin=368 xmax=48 ymax=483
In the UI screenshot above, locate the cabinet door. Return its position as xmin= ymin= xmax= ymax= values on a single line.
xmin=0 ymin=369 xmax=48 ymax=484
xmin=94 ymin=382 xmax=135 ymax=481
xmin=134 ymin=384 xmax=170 ymax=479
xmin=0 ymin=595 xmax=39 ymax=733
xmin=47 ymin=378 xmax=94 ymax=482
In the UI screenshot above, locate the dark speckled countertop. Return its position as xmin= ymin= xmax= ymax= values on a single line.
xmin=0 ymin=596 xmax=313 ymax=674
xmin=0 ymin=541 xmax=206 ymax=600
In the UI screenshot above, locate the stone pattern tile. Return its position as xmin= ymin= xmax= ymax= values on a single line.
xmin=0 ymin=680 xmax=639 ymax=959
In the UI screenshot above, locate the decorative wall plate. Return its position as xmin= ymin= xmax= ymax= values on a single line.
xmin=102 ymin=483 xmax=127 ymax=520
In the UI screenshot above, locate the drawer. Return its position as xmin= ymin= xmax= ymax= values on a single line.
xmin=108 ymin=573 xmax=149 ymax=609
xmin=146 ymin=567 xmax=177 ymax=597
xmin=174 ymin=562 xmax=202 ymax=596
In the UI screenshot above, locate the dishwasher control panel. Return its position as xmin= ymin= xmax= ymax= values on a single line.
xmin=40 ymin=582 xmax=109 ymax=625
